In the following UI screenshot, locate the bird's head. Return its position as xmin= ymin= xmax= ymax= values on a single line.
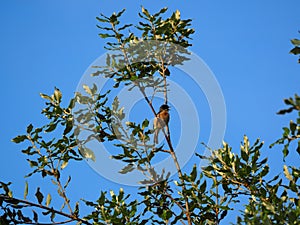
xmin=159 ymin=104 xmax=170 ymax=111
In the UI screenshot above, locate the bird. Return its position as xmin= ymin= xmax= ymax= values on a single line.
xmin=153 ymin=104 xmax=170 ymax=144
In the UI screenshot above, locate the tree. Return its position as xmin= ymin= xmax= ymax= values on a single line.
xmin=0 ymin=7 xmax=299 ymax=225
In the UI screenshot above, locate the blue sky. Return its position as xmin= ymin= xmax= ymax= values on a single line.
xmin=0 ymin=0 xmax=299 ymax=223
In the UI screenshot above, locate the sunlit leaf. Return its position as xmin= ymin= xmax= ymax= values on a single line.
xmin=79 ymin=147 xmax=96 ymax=162
xmin=61 ymin=161 xmax=68 ymax=170
xmin=46 ymin=193 xmax=51 ymax=207
xmin=283 ymin=165 xmax=293 ymax=181
xmin=174 ymin=10 xmax=180 ymax=20
xmin=54 ymin=88 xmax=62 ymax=103
xmin=141 ymin=6 xmax=151 ymax=18
xmin=24 ymin=181 xmax=28 ymax=200
xmin=40 ymin=93 xmax=53 ymax=101
xmin=291 ymin=39 xmax=300 ymax=46
xmin=83 ymin=84 xmax=93 ymax=96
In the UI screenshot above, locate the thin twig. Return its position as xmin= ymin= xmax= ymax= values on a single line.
xmin=0 ymin=195 xmax=91 ymax=225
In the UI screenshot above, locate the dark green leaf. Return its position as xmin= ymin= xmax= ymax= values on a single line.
xmin=99 ymin=33 xmax=114 ymax=39
xmin=290 ymin=46 xmax=300 ymax=55
xmin=290 ymin=120 xmax=297 ymax=135
xmin=26 ymin=124 xmax=33 ymax=133
xmin=35 ymin=188 xmax=44 ymax=204
xmin=190 ymin=164 xmax=197 ymax=182
xmin=64 ymin=176 xmax=72 ymax=189
xmin=51 ymin=211 xmax=55 ymax=222
xmin=74 ymin=202 xmax=79 ymax=217
xmin=45 ymin=122 xmax=58 ymax=133
xmin=142 ymin=119 xmax=149 ymax=129
xmin=241 ymin=149 xmax=249 ymax=161
xmin=12 ymin=135 xmax=28 ymax=143
xmin=63 ymin=118 xmax=73 ymax=135
xmin=32 ymin=210 xmax=38 ymax=223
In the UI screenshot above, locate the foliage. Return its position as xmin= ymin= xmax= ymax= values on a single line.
xmin=1 ymin=7 xmax=299 ymax=225
xmin=290 ymin=35 xmax=300 ymax=63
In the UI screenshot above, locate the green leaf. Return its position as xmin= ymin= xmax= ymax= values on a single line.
xmin=40 ymin=93 xmax=53 ymax=101
xmin=51 ymin=211 xmax=56 ymax=222
xmin=24 ymin=181 xmax=28 ymax=199
xmin=68 ymin=98 xmax=76 ymax=109
xmin=46 ymin=193 xmax=51 ymax=207
xmin=45 ymin=122 xmax=58 ymax=133
xmin=291 ymin=39 xmax=300 ymax=46
xmin=26 ymin=124 xmax=33 ymax=133
xmin=99 ymin=33 xmax=113 ymax=38
xmin=54 ymin=88 xmax=62 ymax=103
xmin=162 ymin=209 xmax=172 ymax=220
xmin=115 ymin=8 xmax=126 ymax=18
xmin=241 ymin=148 xmax=249 ymax=161
xmin=63 ymin=118 xmax=73 ymax=135
xmin=153 ymin=7 xmax=168 ymax=17
xmin=110 ymin=190 xmax=115 ymax=197
xmin=79 ymin=147 xmax=96 ymax=162
xmin=91 ymin=84 xmax=98 ymax=95
xmin=262 ymin=201 xmax=275 ymax=213
xmin=32 ymin=210 xmax=38 ymax=223
xmin=112 ymin=96 xmax=120 ymax=112
xmin=290 ymin=46 xmax=300 ymax=55
xmin=83 ymin=84 xmax=93 ymax=96
xmin=35 ymin=187 xmax=44 ymax=204
xmin=290 ymin=120 xmax=297 ymax=135
xmin=200 ymin=180 xmax=207 ymax=193
xmin=61 ymin=161 xmax=68 ymax=170
xmin=141 ymin=6 xmax=151 ymax=18
xmin=174 ymin=10 xmax=180 ymax=20
xmin=12 ymin=135 xmax=28 ymax=143
xmin=142 ymin=119 xmax=149 ymax=129
xmin=106 ymin=54 xmax=111 ymax=66
xmin=27 ymin=160 xmax=38 ymax=168
xmin=64 ymin=176 xmax=71 ymax=189
xmin=283 ymin=165 xmax=293 ymax=181
xmin=74 ymin=202 xmax=79 ymax=217
xmin=190 ymin=164 xmax=197 ymax=182
xmin=96 ymin=16 xmax=109 ymax=23
xmin=119 ymin=163 xmax=135 ymax=174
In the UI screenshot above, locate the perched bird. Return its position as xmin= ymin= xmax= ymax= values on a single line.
xmin=154 ymin=104 xmax=170 ymax=144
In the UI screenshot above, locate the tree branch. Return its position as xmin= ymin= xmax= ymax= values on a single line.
xmin=0 ymin=194 xmax=91 ymax=225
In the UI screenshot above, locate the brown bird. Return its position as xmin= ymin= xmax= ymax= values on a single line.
xmin=154 ymin=104 xmax=170 ymax=144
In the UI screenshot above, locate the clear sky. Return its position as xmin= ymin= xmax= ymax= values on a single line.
xmin=0 ymin=0 xmax=299 ymax=223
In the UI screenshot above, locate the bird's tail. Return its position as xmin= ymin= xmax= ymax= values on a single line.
xmin=154 ymin=129 xmax=159 ymax=144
